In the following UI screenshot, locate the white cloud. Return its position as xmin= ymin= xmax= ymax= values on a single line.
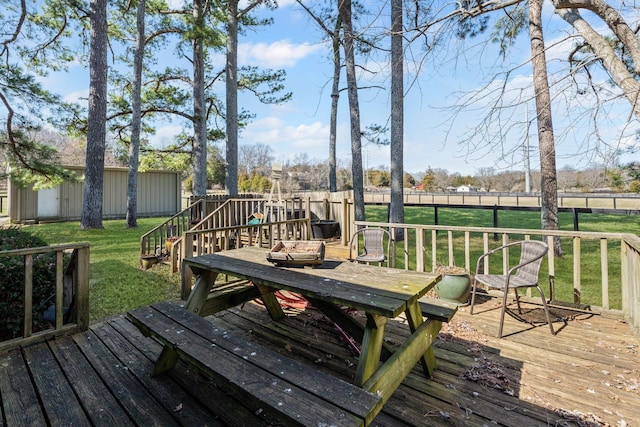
xmin=149 ymin=125 xmax=184 ymax=148
xmin=238 ymin=40 xmax=324 ymax=68
xmin=243 ymin=117 xmax=332 ymax=160
xmin=63 ymin=89 xmax=89 ymax=105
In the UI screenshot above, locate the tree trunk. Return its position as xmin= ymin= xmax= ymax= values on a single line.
xmin=81 ymin=0 xmax=107 ymax=230
xmin=339 ymin=0 xmax=365 ymax=222
xmin=225 ymin=0 xmax=239 ymax=196
xmin=553 ymin=0 xmax=640 ymax=73
xmin=554 ymin=7 xmax=640 ymax=121
xmin=390 ymin=0 xmax=404 ymax=239
xmin=126 ymin=0 xmax=145 ymax=229
xmin=192 ymin=0 xmax=208 ymax=196
xmin=329 ymin=17 xmax=341 ymax=193
xmin=530 ymin=0 xmax=561 ymax=255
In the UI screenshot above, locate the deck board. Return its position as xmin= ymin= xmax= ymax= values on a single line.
xmin=21 ymin=343 xmax=92 ymax=426
xmin=0 ymin=347 xmax=47 ymax=426
xmin=0 ymin=296 xmax=638 ymax=427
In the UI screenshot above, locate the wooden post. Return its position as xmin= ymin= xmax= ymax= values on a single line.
xmin=181 ymin=231 xmax=194 ymax=299
xmin=23 ymin=254 xmax=33 ymax=338
xmin=493 ymin=205 xmax=499 ymax=241
xmin=416 ymin=229 xmax=425 ymax=272
xmin=76 ymin=245 xmax=91 ymax=331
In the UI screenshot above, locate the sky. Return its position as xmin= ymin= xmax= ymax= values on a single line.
xmin=50 ymin=0 xmax=639 ymax=178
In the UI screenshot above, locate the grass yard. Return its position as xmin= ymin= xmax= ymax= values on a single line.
xmin=23 ymin=218 xmax=180 ymax=322
xmin=367 ymin=206 xmax=639 ymax=310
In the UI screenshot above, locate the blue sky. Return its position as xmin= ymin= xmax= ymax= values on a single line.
xmin=51 ymin=0 xmax=639 ymax=177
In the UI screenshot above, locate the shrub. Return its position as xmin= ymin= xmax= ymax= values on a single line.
xmin=0 ymin=227 xmax=66 ymax=341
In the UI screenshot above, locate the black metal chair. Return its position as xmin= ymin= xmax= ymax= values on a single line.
xmin=349 ymin=227 xmax=390 ymax=267
xmin=470 ymin=240 xmax=555 ymax=338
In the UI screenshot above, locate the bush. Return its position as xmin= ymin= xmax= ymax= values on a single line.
xmin=0 ymin=227 xmax=66 ymax=340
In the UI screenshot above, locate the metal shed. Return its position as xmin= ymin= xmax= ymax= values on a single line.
xmin=8 ymin=166 xmax=182 ymax=223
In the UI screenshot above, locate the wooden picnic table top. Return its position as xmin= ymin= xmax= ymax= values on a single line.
xmin=183 ymin=246 xmax=441 ymax=318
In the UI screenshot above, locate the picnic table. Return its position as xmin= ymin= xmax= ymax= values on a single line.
xmin=130 ymin=246 xmax=452 ymax=425
xmin=184 ymin=247 xmax=442 ymax=389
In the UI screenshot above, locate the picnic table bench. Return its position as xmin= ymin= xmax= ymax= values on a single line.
xmin=129 ymin=247 xmax=457 ymax=425
xmin=128 ymin=301 xmax=381 ymax=426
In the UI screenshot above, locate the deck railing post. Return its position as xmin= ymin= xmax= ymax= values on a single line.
xmin=76 ymin=245 xmax=90 ymax=331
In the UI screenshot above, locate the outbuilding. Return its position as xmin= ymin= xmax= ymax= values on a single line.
xmin=8 ymin=166 xmax=181 ymax=223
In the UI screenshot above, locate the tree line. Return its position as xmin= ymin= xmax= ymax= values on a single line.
xmin=1 ymin=0 xmax=639 ymax=245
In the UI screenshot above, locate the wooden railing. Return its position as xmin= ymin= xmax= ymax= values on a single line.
xmin=0 ymin=242 xmax=90 ymax=352
xmin=149 ymin=197 xmax=311 ymax=272
xmin=140 ymin=198 xmax=206 ymax=258
xmin=179 ymin=217 xmax=312 ymax=298
xmin=621 ymin=235 xmax=640 ymax=337
xmin=367 ymin=191 xmax=640 ymax=210
xmin=355 ymin=220 xmax=640 ymax=337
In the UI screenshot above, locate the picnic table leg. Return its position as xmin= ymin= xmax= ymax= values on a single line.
xmin=185 ymin=270 xmax=219 ymax=315
xmin=362 ymin=311 xmax=442 ymax=405
xmin=149 ymin=269 xmax=219 ymax=376
xmin=254 ymin=284 xmax=286 ymax=320
xmin=151 ymin=345 xmax=179 ymax=376
xmin=133 ymin=315 xmax=181 ymax=376
xmin=307 ymin=297 xmax=393 ymax=359
xmin=355 ymin=314 xmax=387 ymax=386
xmin=405 ymin=300 xmax=438 ymax=377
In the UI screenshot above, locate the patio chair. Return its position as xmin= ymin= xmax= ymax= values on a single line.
xmin=470 ymin=240 xmax=555 ymax=338
xmin=349 ymin=227 xmax=390 ymax=266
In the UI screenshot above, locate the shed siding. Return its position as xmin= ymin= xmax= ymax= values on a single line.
xmin=9 ymin=167 xmax=181 ymax=223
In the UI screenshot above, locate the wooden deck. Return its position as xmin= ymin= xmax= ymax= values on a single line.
xmin=1 ymin=294 xmax=638 ymax=426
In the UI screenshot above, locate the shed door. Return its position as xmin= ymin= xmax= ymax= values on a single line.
xmin=38 ymin=186 xmax=60 ymax=218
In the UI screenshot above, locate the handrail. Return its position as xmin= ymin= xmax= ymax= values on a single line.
xmin=140 ymin=198 xmax=207 ymax=257
xmin=0 ymin=242 xmax=90 ymax=353
xmin=357 ymin=222 xmax=624 ymax=306
xmin=166 ymin=197 xmax=309 ymax=272
xmin=354 ymin=220 xmax=640 ymax=338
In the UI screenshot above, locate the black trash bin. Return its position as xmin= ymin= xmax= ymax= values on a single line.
xmin=311 ymin=220 xmax=341 ymax=240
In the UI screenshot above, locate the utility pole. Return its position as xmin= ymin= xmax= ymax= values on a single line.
xmin=524 ymin=104 xmax=532 ymax=193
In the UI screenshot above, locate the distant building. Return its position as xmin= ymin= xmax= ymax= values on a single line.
xmin=456 ymin=185 xmax=478 ymax=192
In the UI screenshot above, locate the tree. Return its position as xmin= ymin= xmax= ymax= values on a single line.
xmin=475 ymin=167 xmax=496 ymax=191
xmin=239 ymin=142 xmax=274 ymax=176
xmin=411 ymin=0 xmax=640 ymax=253
xmin=421 ymin=168 xmax=436 ymax=191
xmin=389 ymin=0 xmax=404 ymax=236
xmin=529 ymin=0 xmax=561 ymax=255
xmin=126 ymin=0 xmax=146 ymax=228
xmin=553 ymin=0 xmax=640 ymax=121
xmin=606 ymin=167 xmax=625 ymax=191
xmin=295 ymin=0 xmax=342 ymax=193
xmin=339 ymin=0 xmax=365 ymax=222
xmin=191 ymin=0 xmax=208 ymax=196
xmin=369 ymin=169 xmax=391 ymax=187
xmin=557 ymin=165 xmax=577 ymax=191
xmin=403 ymin=172 xmax=416 ymax=188
xmin=224 ymin=0 xmax=279 ymax=196
xmin=81 ymin=0 xmax=108 ymax=229
xmin=0 ymin=1 xmax=82 ymax=187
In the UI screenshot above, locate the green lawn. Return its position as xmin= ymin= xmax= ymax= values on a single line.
xmin=25 ymin=218 xmax=180 ymax=322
